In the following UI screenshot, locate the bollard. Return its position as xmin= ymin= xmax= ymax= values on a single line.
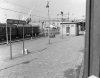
xmin=25 ymin=49 xmax=28 ymax=54
xmin=22 ymin=49 xmax=29 ymax=55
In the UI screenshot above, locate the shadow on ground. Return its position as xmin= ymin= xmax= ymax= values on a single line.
xmin=63 ymin=65 xmax=81 ymax=78
xmin=79 ymin=49 xmax=84 ymax=53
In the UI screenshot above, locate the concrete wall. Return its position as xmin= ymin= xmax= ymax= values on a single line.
xmin=70 ymin=24 xmax=76 ymax=36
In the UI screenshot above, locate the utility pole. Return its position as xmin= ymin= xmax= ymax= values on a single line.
xmin=46 ymin=1 xmax=50 ymax=44
xmin=57 ymin=11 xmax=64 ymax=39
xmin=61 ymin=11 xmax=64 ymax=39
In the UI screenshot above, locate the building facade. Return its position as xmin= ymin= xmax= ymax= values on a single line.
xmin=60 ymin=22 xmax=79 ymax=36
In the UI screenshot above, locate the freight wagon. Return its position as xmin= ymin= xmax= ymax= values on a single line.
xmin=0 ymin=23 xmax=17 ymax=40
xmin=0 ymin=23 xmax=40 ymax=40
xmin=17 ymin=24 xmax=40 ymax=38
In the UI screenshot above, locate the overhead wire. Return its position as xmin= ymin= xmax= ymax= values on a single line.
xmin=4 ymin=0 xmax=47 ymax=19
xmin=0 ymin=7 xmax=46 ymax=19
xmin=5 ymin=0 xmax=30 ymax=10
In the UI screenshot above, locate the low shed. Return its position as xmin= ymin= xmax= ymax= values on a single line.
xmin=60 ymin=22 xmax=79 ymax=36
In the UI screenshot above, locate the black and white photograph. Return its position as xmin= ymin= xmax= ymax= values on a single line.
xmin=1 ymin=0 xmax=98 ymax=78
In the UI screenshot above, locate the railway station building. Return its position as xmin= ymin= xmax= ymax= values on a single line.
xmin=60 ymin=22 xmax=80 ymax=36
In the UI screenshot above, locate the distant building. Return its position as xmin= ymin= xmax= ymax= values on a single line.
xmin=60 ymin=22 xmax=79 ymax=36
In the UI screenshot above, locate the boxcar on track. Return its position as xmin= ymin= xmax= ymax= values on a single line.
xmin=0 ymin=23 xmax=17 ymax=40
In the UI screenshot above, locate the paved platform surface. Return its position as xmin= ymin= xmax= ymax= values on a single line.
xmin=0 ymin=35 xmax=84 ymax=78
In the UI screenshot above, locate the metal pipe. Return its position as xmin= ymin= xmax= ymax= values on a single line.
xmin=10 ymin=25 xmax=12 ymax=59
xmin=61 ymin=12 xmax=63 ymax=39
xmin=48 ymin=6 xmax=50 ymax=44
xmin=23 ymin=24 xmax=25 ymax=54
xmin=46 ymin=1 xmax=50 ymax=44
xmin=31 ymin=26 xmax=33 ymax=39
xmin=5 ymin=14 xmax=8 ymax=44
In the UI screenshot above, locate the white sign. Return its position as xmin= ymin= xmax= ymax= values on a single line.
xmin=88 ymin=75 xmax=98 ymax=78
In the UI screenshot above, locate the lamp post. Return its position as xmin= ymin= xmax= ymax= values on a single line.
xmin=46 ymin=1 xmax=50 ymax=44
xmin=61 ymin=11 xmax=64 ymax=39
xmin=57 ymin=11 xmax=64 ymax=39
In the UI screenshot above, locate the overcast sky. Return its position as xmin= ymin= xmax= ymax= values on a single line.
xmin=0 ymin=0 xmax=86 ymax=22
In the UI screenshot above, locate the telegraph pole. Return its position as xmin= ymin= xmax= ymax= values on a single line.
xmin=46 ymin=1 xmax=50 ymax=44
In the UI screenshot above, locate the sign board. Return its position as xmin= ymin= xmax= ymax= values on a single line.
xmin=88 ymin=75 xmax=98 ymax=78
xmin=19 ymin=20 xmax=26 ymax=24
xmin=7 ymin=19 xmax=26 ymax=24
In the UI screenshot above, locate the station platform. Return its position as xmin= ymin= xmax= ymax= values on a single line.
xmin=0 ymin=34 xmax=84 ymax=78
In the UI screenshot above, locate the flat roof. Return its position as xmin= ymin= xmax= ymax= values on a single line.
xmin=60 ymin=22 xmax=79 ymax=24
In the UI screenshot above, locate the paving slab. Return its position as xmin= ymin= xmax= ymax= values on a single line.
xmin=0 ymin=35 xmax=85 ymax=78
